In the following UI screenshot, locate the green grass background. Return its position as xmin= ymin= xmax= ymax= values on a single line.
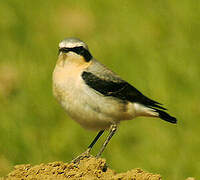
xmin=0 ymin=0 xmax=200 ymax=179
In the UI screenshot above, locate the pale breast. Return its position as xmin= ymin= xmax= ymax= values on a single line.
xmin=53 ymin=60 xmax=136 ymax=130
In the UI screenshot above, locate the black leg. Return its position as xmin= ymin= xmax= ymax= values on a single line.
xmin=72 ymin=130 xmax=104 ymax=163
xmin=96 ymin=124 xmax=117 ymax=158
xmin=88 ymin=130 xmax=105 ymax=150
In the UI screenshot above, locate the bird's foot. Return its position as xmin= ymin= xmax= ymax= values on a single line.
xmin=71 ymin=149 xmax=91 ymax=164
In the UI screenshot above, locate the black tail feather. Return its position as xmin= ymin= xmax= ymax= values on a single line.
xmin=149 ymin=104 xmax=167 ymax=110
xmin=154 ymin=109 xmax=177 ymax=124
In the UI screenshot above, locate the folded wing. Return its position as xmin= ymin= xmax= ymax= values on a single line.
xmin=82 ymin=71 xmax=177 ymax=124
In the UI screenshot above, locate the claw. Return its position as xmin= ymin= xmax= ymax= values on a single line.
xmin=71 ymin=149 xmax=91 ymax=164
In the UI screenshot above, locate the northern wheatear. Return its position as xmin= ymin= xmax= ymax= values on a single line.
xmin=53 ymin=37 xmax=177 ymax=162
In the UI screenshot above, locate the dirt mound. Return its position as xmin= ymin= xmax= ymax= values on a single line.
xmin=3 ymin=156 xmax=161 ymax=180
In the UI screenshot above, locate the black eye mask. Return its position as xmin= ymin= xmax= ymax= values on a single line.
xmin=59 ymin=46 xmax=92 ymax=62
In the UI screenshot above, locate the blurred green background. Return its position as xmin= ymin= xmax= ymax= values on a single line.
xmin=0 ymin=0 xmax=200 ymax=179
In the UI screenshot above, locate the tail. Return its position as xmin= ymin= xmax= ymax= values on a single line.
xmin=134 ymin=103 xmax=177 ymax=124
xmin=154 ymin=109 xmax=177 ymax=124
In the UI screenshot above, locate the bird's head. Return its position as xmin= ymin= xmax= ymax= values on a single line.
xmin=58 ymin=38 xmax=92 ymax=64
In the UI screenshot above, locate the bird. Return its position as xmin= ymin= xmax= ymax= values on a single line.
xmin=52 ymin=37 xmax=177 ymax=162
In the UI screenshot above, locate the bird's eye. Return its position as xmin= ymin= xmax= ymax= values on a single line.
xmin=59 ymin=47 xmax=69 ymax=53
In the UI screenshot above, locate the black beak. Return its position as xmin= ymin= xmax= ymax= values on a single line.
xmin=59 ymin=47 xmax=69 ymax=54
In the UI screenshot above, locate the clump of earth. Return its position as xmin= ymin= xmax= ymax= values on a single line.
xmin=3 ymin=156 xmax=162 ymax=180
xmin=2 ymin=156 xmax=196 ymax=180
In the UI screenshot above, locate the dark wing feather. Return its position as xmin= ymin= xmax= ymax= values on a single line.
xmin=82 ymin=71 xmax=166 ymax=110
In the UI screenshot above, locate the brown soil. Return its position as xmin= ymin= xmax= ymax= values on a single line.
xmin=2 ymin=156 xmax=162 ymax=180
